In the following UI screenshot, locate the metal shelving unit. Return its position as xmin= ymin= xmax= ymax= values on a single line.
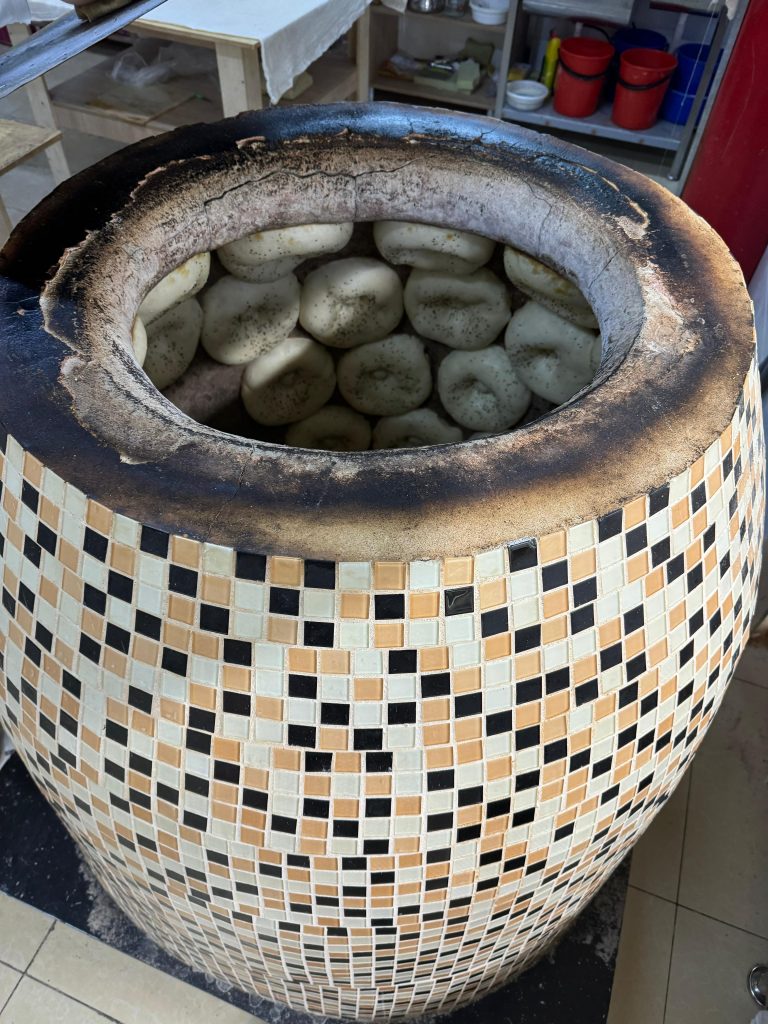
xmin=372 ymin=74 xmax=495 ymax=111
xmin=500 ymin=98 xmax=683 ymax=150
xmin=372 ymin=4 xmax=507 ymax=35
xmin=370 ymin=0 xmax=737 ymax=182
xmin=370 ymin=0 xmax=518 ymax=119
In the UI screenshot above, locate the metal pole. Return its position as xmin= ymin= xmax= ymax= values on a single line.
xmin=493 ymin=0 xmax=521 ymax=120
xmin=667 ymin=7 xmax=729 ymax=181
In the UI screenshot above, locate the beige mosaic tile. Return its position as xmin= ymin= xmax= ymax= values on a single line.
xmin=0 ymin=364 xmax=763 ymax=1017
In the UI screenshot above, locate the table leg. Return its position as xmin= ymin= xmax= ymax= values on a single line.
xmin=8 ymin=24 xmax=70 ymax=186
xmin=493 ymin=0 xmax=519 ymax=120
xmin=355 ymin=9 xmax=371 ymax=102
xmin=215 ymin=43 xmax=263 ymax=117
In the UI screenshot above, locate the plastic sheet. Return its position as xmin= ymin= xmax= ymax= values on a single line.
xmin=108 ymin=38 xmax=216 ymax=87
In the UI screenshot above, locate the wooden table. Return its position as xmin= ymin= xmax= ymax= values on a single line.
xmin=18 ymin=1 xmax=371 ymax=144
xmin=129 ymin=3 xmax=371 ymax=117
xmin=0 ymin=117 xmax=62 ymax=240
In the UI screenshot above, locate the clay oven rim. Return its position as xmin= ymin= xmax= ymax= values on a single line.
xmin=0 ymin=102 xmax=753 ymax=563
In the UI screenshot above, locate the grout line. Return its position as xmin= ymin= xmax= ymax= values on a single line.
xmin=733 ymin=673 xmax=768 ymax=693
xmin=18 ymin=922 xmax=125 ymax=1024
xmin=14 ymin=974 xmax=123 ymax=1023
xmin=660 ymin=764 xmax=693 ymax=1024
xmin=0 ymin=902 xmax=55 ymax=977
xmin=626 ymin=883 xmax=676 ymax=906
xmin=661 ymin=900 xmax=680 ymax=1022
xmin=627 ymin=884 xmax=768 ymax=944
xmin=628 ymin=881 xmax=685 ymax=904
xmin=673 ymin=767 xmax=692 ymax=907
xmin=0 ymin=968 xmax=23 ymax=1016
xmin=23 ymin=918 xmax=56 ymax=976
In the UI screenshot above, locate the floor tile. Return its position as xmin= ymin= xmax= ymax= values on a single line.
xmin=29 ymin=921 xmax=259 ymax=1024
xmin=733 ymin=644 xmax=768 ymax=689
xmin=0 ymin=893 xmax=53 ymax=971
xmin=629 ymin=770 xmax=690 ymax=902
xmin=0 ymin=964 xmax=21 ymax=1012
xmin=678 ymin=678 xmax=768 ymax=938
xmin=606 ymin=887 xmax=676 ymax=1024
xmin=0 ymin=976 xmax=113 ymax=1024
xmin=665 ymin=907 xmax=768 ymax=1024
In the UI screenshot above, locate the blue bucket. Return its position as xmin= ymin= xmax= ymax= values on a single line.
xmin=660 ymin=87 xmax=695 ymax=125
xmin=673 ymin=43 xmax=710 ymax=93
xmin=612 ymin=27 xmax=668 ymax=55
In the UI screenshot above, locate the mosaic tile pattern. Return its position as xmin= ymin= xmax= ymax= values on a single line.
xmin=0 ymin=362 xmax=763 ymax=1021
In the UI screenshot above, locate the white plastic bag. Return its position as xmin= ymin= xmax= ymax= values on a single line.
xmin=109 ymin=40 xmax=217 ymax=87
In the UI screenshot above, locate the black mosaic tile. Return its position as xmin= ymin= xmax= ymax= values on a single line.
xmin=507 ymin=539 xmax=538 ymax=572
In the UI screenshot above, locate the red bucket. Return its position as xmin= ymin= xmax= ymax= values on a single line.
xmin=612 ymin=48 xmax=678 ymax=129
xmin=554 ymin=38 xmax=615 ymax=118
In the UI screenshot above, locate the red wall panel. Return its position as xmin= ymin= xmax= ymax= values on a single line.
xmin=682 ymin=0 xmax=768 ymax=281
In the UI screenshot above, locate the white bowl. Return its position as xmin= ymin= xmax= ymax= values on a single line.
xmin=505 ymin=79 xmax=549 ymax=111
xmin=469 ymin=0 xmax=508 ymax=25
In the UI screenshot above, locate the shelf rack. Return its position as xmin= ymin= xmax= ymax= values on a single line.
xmin=369 ymin=0 xmax=736 ymax=181
xmin=500 ymin=99 xmax=683 ymax=151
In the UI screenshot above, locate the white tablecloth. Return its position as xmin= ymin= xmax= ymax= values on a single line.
xmin=1 ymin=0 xmax=371 ymax=101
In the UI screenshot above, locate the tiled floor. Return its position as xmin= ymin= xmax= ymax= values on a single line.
xmin=607 ymin=606 xmax=768 ymax=1023
xmin=0 ymin=892 xmax=257 ymax=1022
xmin=0 ymin=37 xmax=765 ymax=1024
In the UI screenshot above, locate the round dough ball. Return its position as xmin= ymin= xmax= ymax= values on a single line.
xmin=241 ymin=335 xmax=336 ymax=426
xmin=131 ymin=317 xmax=147 ymax=367
xmin=138 ymin=252 xmax=210 ymax=325
xmin=437 ymin=346 xmax=530 ymax=432
xmin=299 ymin=257 xmax=403 ymax=349
xmin=504 ymin=300 xmax=600 ymax=404
xmin=144 ymin=298 xmax=202 ymax=390
xmin=373 ymin=221 xmax=495 ymax=274
xmin=285 ymin=406 xmax=371 ymax=452
xmin=201 ymin=274 xmax=300 ymax=366
xmin=404 ymin=268 xmax=511 ymax=351
xmin=337 ymin=334 xmax=432 ymax=417
xmin=511 ymin=351 xmax=594 ymax=406
xmin=503 ymin=246 xmax=598 ymax=329
xmin=218 ymin=222 xmax=353 ymax=283
xmin=373 ymin=409 xmax=463 ymax=449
